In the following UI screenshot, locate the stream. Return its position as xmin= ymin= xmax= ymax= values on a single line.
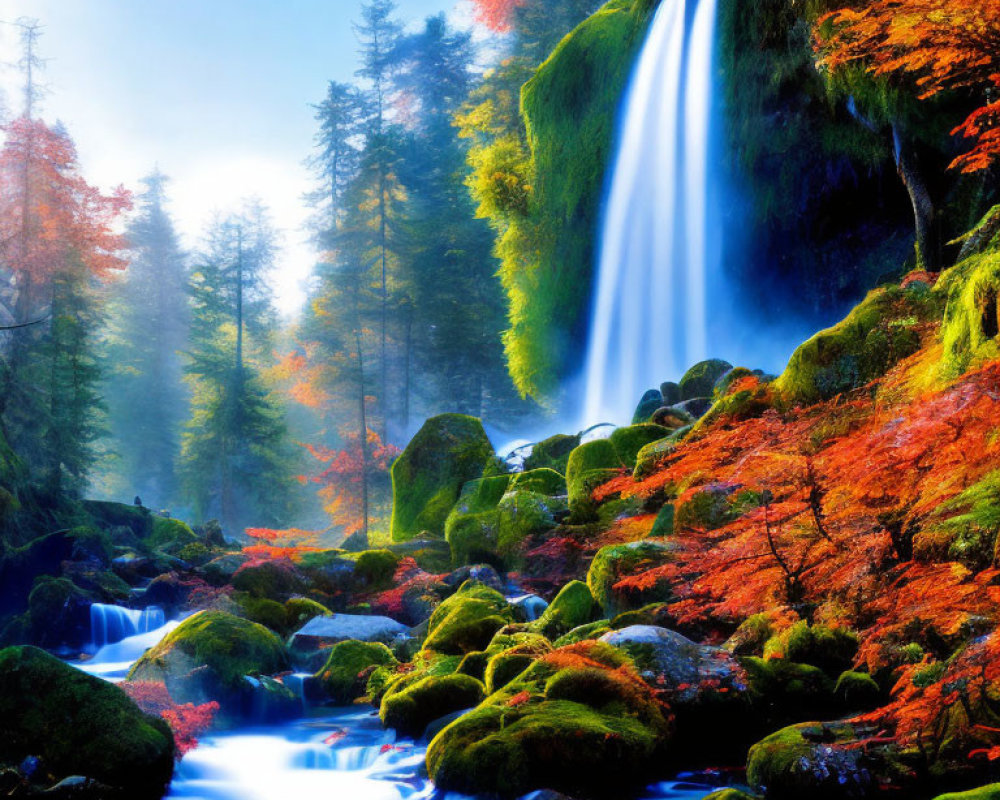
xmin=72 ymin=605 xmax=733 ymax=800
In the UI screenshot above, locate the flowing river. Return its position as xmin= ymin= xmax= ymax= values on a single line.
xmin=72 ymin=605 xmax=734 ymax=800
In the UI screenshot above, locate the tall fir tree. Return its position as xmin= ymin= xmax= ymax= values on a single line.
xmin=98 ymin=171 xmax=188 ymax=507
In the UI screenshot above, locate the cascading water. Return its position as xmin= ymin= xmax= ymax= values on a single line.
xmin=582 ymin=0 xmax=723 ymax=425
xmin=90 ymin=603 xmax=166 ymax=649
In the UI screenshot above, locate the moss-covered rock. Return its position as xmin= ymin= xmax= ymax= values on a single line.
xmin=236 ymin=594 xmax=291 ymax=636
xmin=566 ymin=439 xmax=624 ymax=522
xmin=128 ymin=611 xmax=288 ymax=708
xmin=230 ymin=560 xmax=308 ymax=601
xmin=523 ymin=434 xmax=580 ymax=474
xmin=610 ymin=423 xmax=672 ymax=469
xmin=426 ymin=640 xmax=672 ymax=798
xmin=633 ymin=437 xmax=677 ymax=480
xmin=148 ymin=516 xmax=198 ymax=551
xmin=933 ymin=787 xmax=1000 ymax=800
xmin=747 ymin=721 xmax=902 ymax=800
xmin=587 ymin=540 xmax=674 ymax=616
xmin=776 ymin=284 xmax=937 ymax=404
xmin=632 ymin=389 xmax=665 ymax=423
xmin=529 ymin=581 xmax=598 ymax=640
xmin=0 ymin=645 xmax=174 ymax=798
xmin=424 ymin=581 xmax=514 ymax=655
xmin=352 ymin=549 xmax=400 ymax=590
xmin=27 ymin=575 xmax=93 ymax=649
xmin=508 ymin=468 xmax=567 ymax=496
xmin=496 ymin=489 xmax=565 ymax=562
xmin=741 ymin=657 xmax=838 ymax=725
xmin=284 ymin=597 xmax=331 ymax=630
xmin=650 ymin=503 xmax=675 ymax=537
xmin=315 ymin=639 xmax=398 ymax=704
xmin=391 ymin=414 xmax=496 ymax=542
xmin=701 ymin=791 xmax=760 ymax=800
xmin=380 ymin=673 xmax=485 ymax=738
xmin=83 ymin=500 xmax=153 ymax=540
xmin=834 ymin=670 xmax=882 ymax=709
xmin=763 ymin=621 xmax=858 ymax=676
xmin=680 ymin=359 xmax=733 ymax=401
xmin=553 ymin=620 xmax=613 ymax=647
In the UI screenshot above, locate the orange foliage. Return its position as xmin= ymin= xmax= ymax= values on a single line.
xmin=0 ymin=117 xmax=131 ymax=306
xmin=121 ymin=681 xmax=219 ymax=758
xmin=242 ymin=528 xmax=322 ymax=564
xmin=469 ymin=0 xmax=526 ymax=32
xmin=815 ymin=0 xmax=1000 ymax=172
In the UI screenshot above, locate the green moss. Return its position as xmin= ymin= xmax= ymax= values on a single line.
xmin=380 ymin=673 xmax=485 ymax=738
xmin=285 ymin=597 xmax=331 ymax=630
xmin=484 ymin=650 xmax=536 ymax=694
xmin=177 ymin=541 xmax=212 ymax=564
xmin=457 ymin=650 xmax=490 ymax=681
xmin=746 ymin=721 xmax=864 ymax=799
xmin=391 ymin=414 xmax=496 ymax=542
xmin=128 ymin=610 xmax=287 ymax=690
xmin=776 ymin=284 xmax=938 ymax=404
xmin=939 ymin=211 xmax=1000 ymax=376
xmin=496 ymin=490 xmax=564 ymax=561
xmin=834 ymin=670 xmax=881 ymax=708
xmin=424 ymin=581 xmax=514 ymax=655
xmin=83 ymin=500 xmax=153 ymax=540
xmin=932 ymin=786 xmax=1000 ymax=800
xmin=587 ymin=540 xmax=674 ymax=616
xmin=726 ymin=613 xmax=779 ymax=656
xmin=315 ymin=640 xmax=398 ymax=704
xmin=352 ymin=549 xmax=401 ymax=589
xmin=497 ymin=0 xmax=658 ymax=401
xmin=230 ymin=560 xmax=306 ymax=600
xmin=67 ymin=525 xmax=114 ymax=564
xmin=763 ymin=621 xmax=858 ymax=676
xmin=741 ymin=657 xmax=837 ymax=722
xmin=633 ymin=437 xmax=677 ymax=480
xmin=236 ymin=594 xmax=290 ymax=636
xmin=0 ymin=646 xmax=174 ymax=797
xmin=27 ymin=576 xmax=92 ymax=644
xmin=427 ymin=638 xmax=671 ymax=797
xmin=566 ymin=439 xmax=623 ymax=522
xmin=610 ymin=424 xmax=672 ymax=469
xmin=508 ymin=468 xmax=567 ymax=496
xmin=446 ymin=505 xmax=501 ymax=568
xmin=529 ymin=581 xmax=597 ymax=639
xmin=632 ymin=389 xmax=665 ymax=424
xmin=553 ymin=620 xmax=613 ymax=647
xmin=523 ymin=434 xmax=580 ymax=474
xmin=701 ymin=791 xmax=759 ymax=800
xmin=650 ymin=503 xmax=675 ymax=537
xmin=148 ymin=516 xmax=198 ymax=551
xmin=679 ymin=359 xmax=733 ymax=401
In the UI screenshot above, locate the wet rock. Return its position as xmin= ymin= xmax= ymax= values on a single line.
xmin=288 ymin=613 xmax=410 ymax=672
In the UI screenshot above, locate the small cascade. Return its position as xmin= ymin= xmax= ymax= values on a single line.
xmin=581 ymin=0 xmax=725 ymax=426
xmin=90 ymin=603 xmax=166 ymax=649
xmin=78 ymin=614 xmax=180 ymax=682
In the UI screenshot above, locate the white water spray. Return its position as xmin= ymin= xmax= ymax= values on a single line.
xmin=582 ymin=0 xmax=723 ymax=425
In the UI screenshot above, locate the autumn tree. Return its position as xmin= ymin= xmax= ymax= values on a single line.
xmin=0 ymin=118 xmax=130 ymax=495
xmin=815 ymin=0 xmax=1000 ymax=264
xmin=98 ymin=170 xmax=189 ymax=508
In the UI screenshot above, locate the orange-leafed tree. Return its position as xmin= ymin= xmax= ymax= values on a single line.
xmin=304 ymin=429 xmax=399 ymax=544
xmin=816 ymin=0 xmax=1000 ymax=174
xmin=0 ymin=117 xmax=131 ymax=495
xmin=470 ymin=0 xmax=525 ymax=31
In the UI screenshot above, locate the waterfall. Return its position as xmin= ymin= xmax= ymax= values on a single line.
xmin=90 ymin=603 xmax=166 ymax=649
xmin=581 ymin=0 xmax=722 ymax=426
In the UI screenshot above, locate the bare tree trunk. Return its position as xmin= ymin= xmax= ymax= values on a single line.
xmin=356 ymin=325 xmax=370 ymax=547
xmin=893 ymin=125 xmax=937 ymax=268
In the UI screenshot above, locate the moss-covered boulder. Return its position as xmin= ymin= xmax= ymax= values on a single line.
xmin=747 ymin=721 xmax=904 ymax=800
xmin=83 ymin=500 xmax=153 ymax=540
xmin=26 ymin=575 xmax=93 ymax=650
xmin=391 ymin=414 xmax=496 ymax=542
xmin=496 ymin=489 xmax=565 ymax=563
xmin=424 ymin=581 xmax=514 ymax=655
xmin=834 ymin=670 xmax=882 ymax=709
xmin=147 ymin=516 xmax=198 ymax=552
xmin=632 ymin=389 xmax=665 ymax=423
xmin=288 ymin=613 xmax=409 ymax=672
xmin=679 ymin=359 xmax=733 ymax=401
xmin=523 ymin=434 xmax=580 ymax=474
xmin=763 ymin=621 xmax=858 ymax=676
xmin=315 ymin=639 xmax=398 ymax=704
xmin=529 ymin=581 xmax=598 ymax=640
xmin=128 ymin=611 xmax=288 ymax=711
xmin=230 ymin=560 xmax=309 ymax=601
xmin=566 ymin=439 xmax=624 ymax=522
xmin=933 ymin=787 xmax=1000 ymax=800
xmin=0 ymin=646 xmax=174 ymax=798
xmin=610 ymin=423 xmax=672 ymax=469
xmin=352 ymin=549 xmax=400 ymax=590
xmin=444 ymin=477 xmax=507 ymax=568
xmin=633 ymin=436 xmax=677 ymax=479
xmin=380 ymin=673 xmax=485 ymax=738
xmin=741 ymin=657 xmax=839 ymax=726
xmin=508 ymin=468 xmax=567 ymax=496
xmin=776 ymin=284 xmax=937 ymax=404
xmin=426 ymin=640 xmax=672 ymax=798
xmin=284 ymin=597 xmax=331 ymax=630
xmin=587 ymin=540 xmax=674 ymax=616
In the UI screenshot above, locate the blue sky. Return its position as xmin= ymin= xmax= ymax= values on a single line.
xmin=0 ymin=0 xmax=483 ymax=314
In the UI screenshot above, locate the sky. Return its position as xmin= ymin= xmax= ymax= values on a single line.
xmin=0 ymin=0 xmax=484 ymax=315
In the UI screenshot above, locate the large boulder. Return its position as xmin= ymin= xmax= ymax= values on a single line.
xmin=288 ymin=613 xmax=409 ymax=672
xmin=380 ymin=673 xmax=485 ymax=738
xmin=566 ymin=439 xmax=623 ymax=522
xmin=427 ymin=640 xmax=673 ymax=798
xmin=530 ymin=581 xmax=598 ymax=640
xmin=391 ymin=414 xmax=496 ymax=542
xmin=523 ymin=433 xmax=580 ymax=474
xmin=632 ymin=389 xmax=665 ymax=423
xmin=0 ymin=646 xmax=174 ymax=798
xmin=610 ymin=423 xmax=671 ymax=469
xmin=424 ymin=580 xmax=513 ymax=655
xmin=587 ymin=540 xmax=674 ymax=616
xmin=679 ymin=359 xmax=733 ymax=401
xmin=314 ymin=639 xmax=398 ymax=704
xmin=128 ymin=611 xmax=289 ymax=717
